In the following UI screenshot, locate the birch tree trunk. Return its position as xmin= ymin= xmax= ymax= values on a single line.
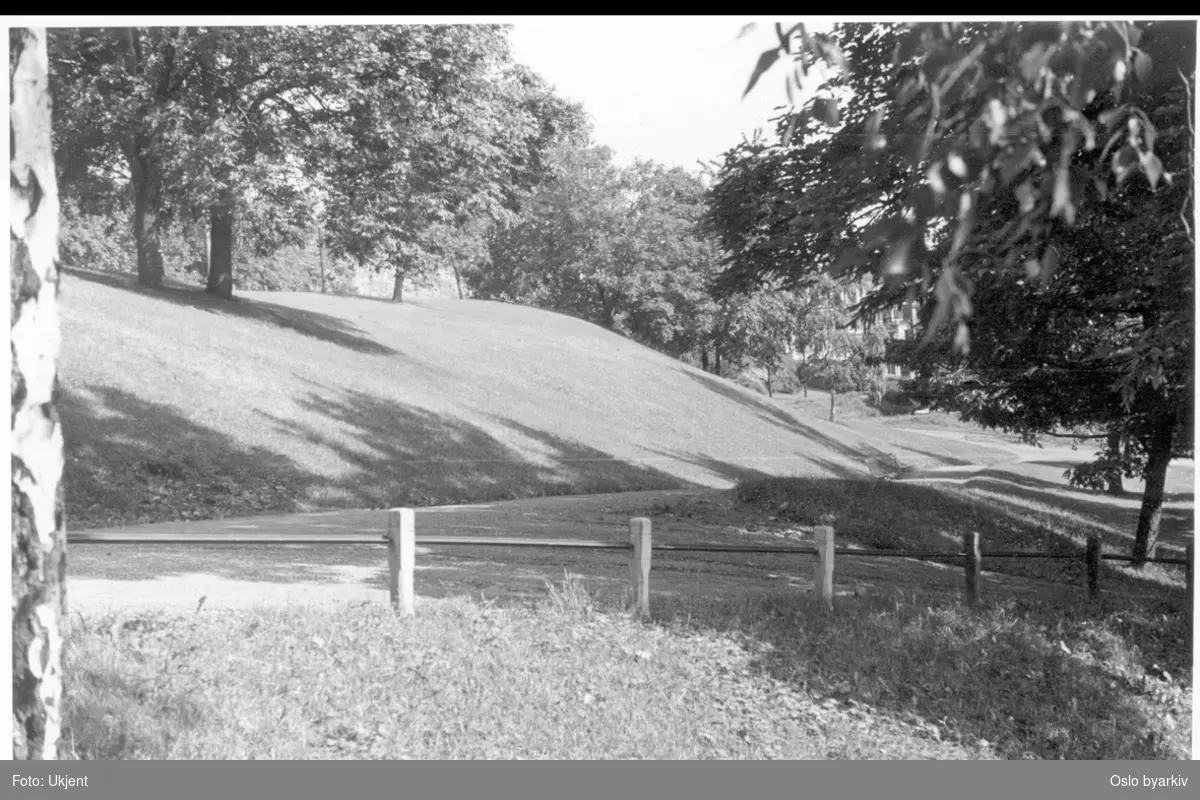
xmin=10 ymin=26 xmax=69 ymax=761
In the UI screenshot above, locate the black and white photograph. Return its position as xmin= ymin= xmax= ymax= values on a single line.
xmin=9 ymin=16 xmax=1196 ymax=764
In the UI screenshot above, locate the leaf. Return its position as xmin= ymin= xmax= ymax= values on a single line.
xmin=947 ymin=151 xmax=968 ymax=179
xmin=953 ymin=321 xmax=970 ymax=355
xmin=744 ymin=47 xmax=782 ymax=99
xmin=814 ymin=34 xmax=848 ymax=73
xmin=1014 ymin=180 xmax=1036 ymax=214
xmin=884 ymin=236 xmax=913 ymax=276
xmin=812 ymin=96 xmax=840 ymax=127
xmin=1097 ymin=105 xmax=1126 ymax=129
xmin=782 ymin=114 xmax=798 ymax=148
xmin=1019 ymin=42 xmax=1055 ymax=83
xmin=1140 ymin=151 xmax=1163 ymax=190
xmin=1050 ymin=165 xmax=1074 ymax=224
xmin=736 ymin=23 xmax=758 ymax=41
xmin=1112 ymin=143 xmax=1139 ymax=186
xmin=865 ymin=108 xmax=887 ymax=151
xmin=1133 ymin=49 xmax=1153 ymax=84
xmin=1040 ymin=244 xmax=1060 ymax=284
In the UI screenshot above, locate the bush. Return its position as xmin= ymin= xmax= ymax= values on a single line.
xmin=769 ymin=368 xmax=800 ymax=395
xmin=58 ymin=201 xmax=135 ymax=274
xmin=734 ymin=373 xmax=766 ymax=395
xmin=236 ymin=246 xmax=320 ymax=292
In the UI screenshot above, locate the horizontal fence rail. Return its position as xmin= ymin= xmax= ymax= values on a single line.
xmin=69 ymin=532 xmax=389 ymax=545
xmin=70 ymin=509 xmax=1193 ymax=619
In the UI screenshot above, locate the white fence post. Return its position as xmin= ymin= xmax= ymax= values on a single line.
xmin=629 ymin=517 xmax=652 ymax=619
xmin=388 ymin=508 xmax=415 ymax=615
xmin=813 ymin=525 xmax=835 ymax=606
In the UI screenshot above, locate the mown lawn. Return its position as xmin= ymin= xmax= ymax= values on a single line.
xmin=59 ymin=268 xmax=1014 ymax=530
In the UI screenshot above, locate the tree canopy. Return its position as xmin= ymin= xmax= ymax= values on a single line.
xmin=710 ymin=20 xmax=1195 ymax=563
xmin=47 ymin=24 xmax=590 ymax=301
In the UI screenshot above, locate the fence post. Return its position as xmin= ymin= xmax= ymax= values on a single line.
xmin=813 ymin=525 xmax=834 ymax=606
xmin=963 ymin=531 xmax=981 ymax=608
xmin=629 ymin=517 xmax=652 ymax=620
xmin=1086 ymin=534 xmax=1102 ymax=600
xmin=388 ymin=508 xmax=415 ymax=615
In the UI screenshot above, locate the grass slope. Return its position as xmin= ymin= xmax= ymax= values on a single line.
xmin=57 ymin=270 xmax=1192 ymax=761
xmin=60 ymin=269 xmax=1010 ymax=529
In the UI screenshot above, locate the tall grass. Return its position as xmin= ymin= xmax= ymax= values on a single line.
xmin=64 ymin=574 xmax=1189 ymax=760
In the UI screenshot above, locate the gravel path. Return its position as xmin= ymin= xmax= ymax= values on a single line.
xmin=67 ymin=490 xmax=715 ymax=617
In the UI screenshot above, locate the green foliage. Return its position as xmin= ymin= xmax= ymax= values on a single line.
xmin=48 ymin=25 xmax=588 ymax=298
xmin=473 ymin=144 xmax=725 ymax=360
xmin=717 ymin=20 xmax=1194 ymax=558
xmin=58 ymin=199 xmax=136 ymax=274
xmin=320 ymin=28 xmax=591 ymax=289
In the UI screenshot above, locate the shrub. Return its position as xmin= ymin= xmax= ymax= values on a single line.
xmin=734 ymin=372 xmax=766 ymax=395
xmin=58 ymin=201 xmax=135 ymax=274
xmin=770 ymin=368 xmax=800 ymax=395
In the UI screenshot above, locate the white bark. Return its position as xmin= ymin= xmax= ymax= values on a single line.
xmin=11 ymin=26 xmax=67 ymax=761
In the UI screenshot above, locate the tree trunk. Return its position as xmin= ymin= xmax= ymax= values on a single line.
xmin=392 ymin=268 xmax=405 ymax=303
xmin=205 ymin=203 xmax=235 ymax=299
xmin=715 ymin=348 xmax=722 ymax=376
xmin=129 ymin=153 xmax=164 ymax=289
xmin=11 ymin=26 xmax=68 ymax=761
xmin=317 ymin=224 xmax=326 ymax=293
xmin=700 ymin=349 xmax=709 ymax=373
xmin=1131 ymin=416 xmax=1175 ymax=565
xmin=1105 ymin=427 xmax=1124 ymax=495
xmin=453 ymin=265 xmax=464 ymax=299
xmin=829 ymin=390 xmax=836 ymax=422
xmin=765 ymin=367 xmax=774 ymax=397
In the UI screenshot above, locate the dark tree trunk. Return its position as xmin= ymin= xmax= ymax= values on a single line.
xmin=318 ymin=224 xmax=326 ymax=293
xmin=715 ymin=348 xmax=722 ymax=376
xmin=1105 ymin=427 xmax=1124 ymax=495
xmin=1132 ymin=416 xmax=1175 ymax=565
xmin=765 ymin=367 xmax=774 ymax=397
xmin=205 ymin=203 xmax=235 ymax=299
xmin=453 ymin=265 xmax=464 ymax=299
xmin=700 ymin=349 xmax=709 ymax=373
xmin=11 ymin=25 xmax=68 ymax=761
xmin=392 ymin=268 xmax=405 ymax=303
xmin=129 ymin=154 xmax=164 ymax=289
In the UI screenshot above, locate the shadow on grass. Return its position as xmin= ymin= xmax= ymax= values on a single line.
xmin=959 ymin=476 xmax=1193 ymax=554
xmin=65 ymin=379 xmax=700 ymax=583
xmin=677 ymin=368 xmax=900 ymax=465
xmin=61 ymin=384 xmax=315 ymax=531
xmin=732 ymin=476 xmax=1191 ymax=603
xmin=259 ymin=388 xmax=695 ymax=510
xmin=64 ymin=267 xmax=397 ymax=356
xmin=653 ymin=587 xmax=1190 ymax=759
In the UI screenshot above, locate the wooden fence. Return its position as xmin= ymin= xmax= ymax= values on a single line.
xmin=70 ymin=508 xmax=1194 ymax=618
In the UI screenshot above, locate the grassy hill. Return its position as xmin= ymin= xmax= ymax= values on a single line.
xmin=57 ymin=268 xmax=1193 ymax=761
xmin=59 ymin=268 xmax=1013 ymax=530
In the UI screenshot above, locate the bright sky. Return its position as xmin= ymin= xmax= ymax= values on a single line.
xmin=508 ymin=17 xmax=835 ymax=172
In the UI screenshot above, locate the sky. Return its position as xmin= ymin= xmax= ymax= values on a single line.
xmin=507 ymin=17 xmax=834 ymax=172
